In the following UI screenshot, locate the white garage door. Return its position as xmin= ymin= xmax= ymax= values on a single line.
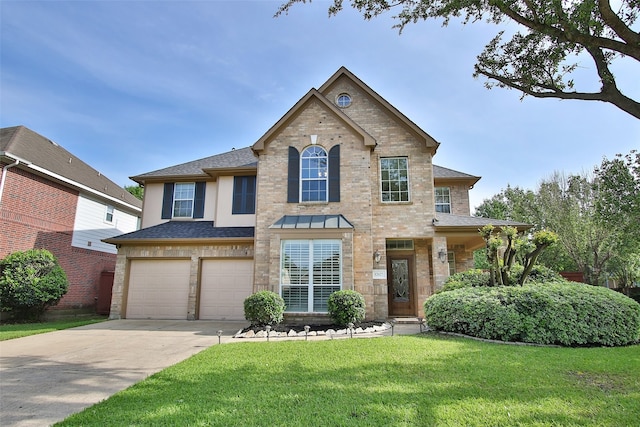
xmin=199 ymin=259 xmax=253 ymax=320
xmin=127 ymin=260 xmax=191 ymax=319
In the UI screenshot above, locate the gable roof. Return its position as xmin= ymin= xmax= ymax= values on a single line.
xmin=433 ymin=165 xmax=481 ymax=187
xmin=319 ymin=67 xmax=440 ymax=153
xmin=130 ymin=147 xmax=257 ymax=184
xmin=252 ymin=88 xmax=376 ymax=152
xmin=1 ymin=126 xmax=142 ymax=211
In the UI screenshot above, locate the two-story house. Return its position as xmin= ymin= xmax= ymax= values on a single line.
xmin=105 ymin=67 xmax=526 ymax=322
xmin=1 ymin=126 xmax=142 ymax=315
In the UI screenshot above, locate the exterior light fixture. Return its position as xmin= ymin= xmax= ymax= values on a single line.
xmin=418 ymin=318 xmax=424 ymax=333
xmin=217 ymin=330 xmax=223 ymax=344
xmin=304 ymin=325 xmax=310 ymax=341
xmin=374 ymin=250 xmax=381 ymax=264
xmin=265 ymin=325 xmax=271 ymax=342
xmin=389 ymin=319 xmax=396 ymax=336
xmin=438 ymin=248 xmax=448 ymax=263
xmin=348 ymin=322 xmax=354 ymax=338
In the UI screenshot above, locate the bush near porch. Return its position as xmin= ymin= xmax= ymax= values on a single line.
xmin=425 ymin=280 xmax=640 ymax=347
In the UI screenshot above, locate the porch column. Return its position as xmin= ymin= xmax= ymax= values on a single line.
xmin=432 ymin=236 xmax=449 ymax=291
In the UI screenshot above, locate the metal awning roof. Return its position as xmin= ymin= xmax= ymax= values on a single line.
xmin=270 ymin=214 xmax=354 ymax=229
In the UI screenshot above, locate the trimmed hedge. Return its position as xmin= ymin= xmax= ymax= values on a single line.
xmin=425 ymin=281 xmax=640 ymax=346
xmin=243 ymin=291 xmax=285 ymax=326
xmin=327 ymin=290 xmax=366 ymax=326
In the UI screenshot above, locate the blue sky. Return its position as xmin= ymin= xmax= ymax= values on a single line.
xmin=2 ymin=0 xmax=639 ymax=211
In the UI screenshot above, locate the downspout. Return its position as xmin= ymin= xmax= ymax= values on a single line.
xmin=0 ymin=158 xmax=20 ymax=206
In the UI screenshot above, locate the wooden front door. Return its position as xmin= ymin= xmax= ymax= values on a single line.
xmin=387 ymin=254 xmax=416 ymax=316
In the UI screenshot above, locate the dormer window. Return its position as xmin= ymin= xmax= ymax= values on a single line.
xmin=301 ymin=146 xmax=328 ymax=202
xmin=435 ymin=187 xmax=451 ymax=213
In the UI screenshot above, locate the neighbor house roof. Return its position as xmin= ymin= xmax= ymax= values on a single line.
xmin=103 ymin=221 xmax=254 ymax=244
xmin=1 ymin=126 xmax=142 ymax=211
xmin=130 ymin=147 xmax=258 ymax=184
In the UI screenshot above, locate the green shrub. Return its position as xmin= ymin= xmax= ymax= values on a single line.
xmin=440 ymin=269 xmax=490 ymax=292
xmin=510 ymin=264 xmax=564 ymax=284
xmin=327 ymin=290 xmax=366 ymax=326
xmin=424 ymin=281 xmax=640 ymax=346
xmin=0 ymin=249 xmax=69 ymax=321
xmin=243 ymin=291 xmax=285 ymax=326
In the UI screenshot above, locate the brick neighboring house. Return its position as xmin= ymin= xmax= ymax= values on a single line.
xmin=1 ymin=126 xmax=142 ymax=315
xmin=105 ymin=67 xmax=527 ymax=322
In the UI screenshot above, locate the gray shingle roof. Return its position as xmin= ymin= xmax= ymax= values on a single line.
xmin=1 ymin=126 xmax=142 ymax=210
xmin=434 ymin=213 xmax=530 ymax=229
xmin=270 ymin=214 xmax=354 ymax=229
xmin=104 ymin=221 xmax=254 ymax=242
xmin=131 ymin=147 xmax=257 ymax=182
xmin=433 ymin=165 xmax=480 ymax=181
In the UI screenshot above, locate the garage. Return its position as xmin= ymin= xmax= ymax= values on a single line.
xmin=199 ymin=259 xmax=253 ymax=320
xmin=126 ymin=259 xmax=191 ymax=319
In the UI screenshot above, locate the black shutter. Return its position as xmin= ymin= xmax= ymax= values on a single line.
xmin=328 ymin=144 xmax=340 ymax=202
xmin=287 ymin=146 xmax=300 ymax=203
xmin=193 ymin=182 xmax=206 ymax=218
xmin=246 ymin=176 xmax=256 ymax=214
xmin=161 ymin=183 xmax=174 ymax=219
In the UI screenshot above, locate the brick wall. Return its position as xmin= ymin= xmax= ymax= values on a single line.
xmin=0 ymin=165 xmax=116 ymax=310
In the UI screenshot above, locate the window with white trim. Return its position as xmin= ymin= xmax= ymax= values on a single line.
xmin=301 ymin=146 xmax=328 ymax=202
xmin=280 ymin=239 xmax=342 ymax=312
xmin=173 ymin=182 xmax=195 ymax=217
xmin=105 ymin=205 xmax=114 ymax=223
xmin=435 ymin=187 xmax=451 ymax=213
xmin=380 ymin=157 xmax=409 ymax=202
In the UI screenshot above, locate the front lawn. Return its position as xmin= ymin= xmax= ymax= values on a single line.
xmin=0 ymin=317 xmax=107 ymax=341
xmin=57 ymin=334 xmax=640 ymax=426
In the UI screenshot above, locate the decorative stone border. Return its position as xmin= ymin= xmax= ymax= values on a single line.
xmin=233 ymin=322 xmax=392 ymax=339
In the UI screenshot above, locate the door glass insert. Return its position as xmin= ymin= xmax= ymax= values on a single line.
xmin=391 ymin=259 xmax=409 ymax=302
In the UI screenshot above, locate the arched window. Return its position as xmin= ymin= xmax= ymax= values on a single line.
xmin=300 ymin=146 xmax=328 ymax=202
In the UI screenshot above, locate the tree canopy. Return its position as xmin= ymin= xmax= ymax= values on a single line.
xmin=277 ymin=0 xmax=640 ymax=119
xmin=475 ymin=150 xmax=640 ymax=287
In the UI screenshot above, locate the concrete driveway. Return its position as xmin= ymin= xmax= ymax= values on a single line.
xmin=0 ymin=319 xmax=248 ymax=427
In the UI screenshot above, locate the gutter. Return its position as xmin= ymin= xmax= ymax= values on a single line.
xmin=0 ymin=157 xmax=22 ymax=206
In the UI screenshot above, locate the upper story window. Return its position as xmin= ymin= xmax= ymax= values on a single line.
xmin=161 ymin=182 xmax=206 ymax=220
xmin=336 ymin=93 xmax=352 ymax=108
xmin=380 ymin=157 xmax=409 ymax=202
xmin=173 ymin=183 xmax=195 ymax=217
xmin=301 ymin=146 xmax=328 ymax=202
xmin=105 ymin=205 xmax=114 ymax=223
xmin=232 ymin=176 xmax=256 ymax=214
xmin=435 ymin=187 xmax=451 ymax=213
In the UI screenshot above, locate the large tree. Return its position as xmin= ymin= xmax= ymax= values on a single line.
xmin=594 ymin=150 xmax=640 ymax=289
xmin=277 ymin=0 xmax=640 ymax=119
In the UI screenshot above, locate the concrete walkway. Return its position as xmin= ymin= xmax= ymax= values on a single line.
xmin=0 ymin=319 xmax=422 ymax=427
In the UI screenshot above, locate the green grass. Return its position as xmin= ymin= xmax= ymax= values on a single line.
xmin=57 ymin=334 xmax=640 ymax=426
xmin=0 ymin=316 xmax=107 ymax=340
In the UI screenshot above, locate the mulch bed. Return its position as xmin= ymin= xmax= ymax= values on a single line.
xmin=241 ymin=321 xmax=385 ymax=334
